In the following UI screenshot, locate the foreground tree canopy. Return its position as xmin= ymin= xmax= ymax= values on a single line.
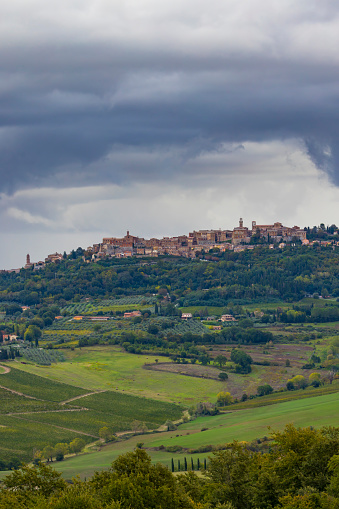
xmin=1 ymin=425 xmax=339 ymax=508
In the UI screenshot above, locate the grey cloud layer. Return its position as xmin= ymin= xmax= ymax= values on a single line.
xmin=1 ymin=0 xmax=339 ymax=191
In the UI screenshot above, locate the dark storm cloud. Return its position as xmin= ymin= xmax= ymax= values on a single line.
xmin=1 ymin=0 xmax=339 ymax=191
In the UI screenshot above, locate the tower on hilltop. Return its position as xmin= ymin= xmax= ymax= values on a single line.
xmin=25 ymin=254 xmax=33 ymax=269
xmin=239 ymin=218 xmax=243 ymax=228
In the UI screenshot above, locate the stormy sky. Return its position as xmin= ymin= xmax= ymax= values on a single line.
xmin=1 ymin=0 xmax=339 ymax=268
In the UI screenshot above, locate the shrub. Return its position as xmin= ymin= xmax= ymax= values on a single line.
xmin=257 ymin=384 xmax=273 ymax=397
xmin=217 ymin=391 xmax=233 ymax=406
xmin=218 ymin=372 xmax=228 ymax=381
xmin=165 ymin=445 xmax=183 ymax=453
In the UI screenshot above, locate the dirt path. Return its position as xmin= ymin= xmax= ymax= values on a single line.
xmin=8 ymin=408 xmax=89 ymax=416
xmin=0 ymin=364 xmax=10 ymax=374
xmin=0 ymin=385 xmax=38 ymax=399
xmin=60 ymin=390 xmax=106 ymax=405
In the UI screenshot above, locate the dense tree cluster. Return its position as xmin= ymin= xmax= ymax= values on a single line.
xmin=1 ymin=425 xmax=339 ymax=508
xmin=0 ymin=245 xmax=339 ymax=306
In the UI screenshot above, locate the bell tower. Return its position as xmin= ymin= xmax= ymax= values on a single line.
xmin=239 ymin=218 xmax=243 ymax=228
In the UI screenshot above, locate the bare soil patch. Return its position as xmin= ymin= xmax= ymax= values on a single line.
xmin=144 ymin=362 xmax=222 ymax=380
xmin=211 ymin=343 xmax=314 ymax=368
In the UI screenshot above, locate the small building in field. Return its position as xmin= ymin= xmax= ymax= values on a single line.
xmin=220 ymin=314 xmax=236 ymax=322
xmin=181 ymin=313 xmax=193 ymax=320
xmin=124 ymin=310 xmax=142 ymax=318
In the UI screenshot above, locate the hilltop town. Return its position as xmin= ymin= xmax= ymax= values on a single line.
xmin=92 ymin=219 xmax=308 ymax=259
xmin=13 ymin=219 xmax=339 ymax=272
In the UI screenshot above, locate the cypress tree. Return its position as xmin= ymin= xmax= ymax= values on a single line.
xmin=184 ymin=457 xmax=187 ymax=471
xmin=197 ymin=458 xmax=200 ymax=470
xmin=191 ymin=457 xmax=194 ymax=471
xmin=177 ymin=459 xmax=180 ymax=472
xmin=171 ymin=458 xmax=174 ymax=472
xmin=204 ymin=458 xmax=207 ymax=470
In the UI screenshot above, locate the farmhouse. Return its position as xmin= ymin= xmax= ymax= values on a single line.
xmin=124 ymin=311 xmax=142 ymax=318
xmin=181 ymin=313 xmax=193 ymax=320
xmin=220 ymin=314 xmax=236 ymax=322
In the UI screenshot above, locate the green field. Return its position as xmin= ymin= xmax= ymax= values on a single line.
xmin=0 ymin=414 xmax=94 ymax=464
xmin=0 ymin=361 xmax=184 ymax=464
xmin=48 ymin=390 xmax=339 ymax=479
xmin=229 ymin=381 xmax=339 ymax=410
xmin=0 ymin=365 xmax=88 ymax=401
xmin=151 ymin=391 xmax=339 ymax=449
xmin=10 ymin=348 xmax=224 ymax=404
xmin=79 ymin=391 xmax=182 ymax=423
xmin=12 ymin=410 xmax=116 ymax=437
xmin=0 ymin=337 xmax=338 ymax=473
xmin=23 ymin=391 xmax=182 ymax=436
xmin=0 ymin=389 xmax=61 ymax=414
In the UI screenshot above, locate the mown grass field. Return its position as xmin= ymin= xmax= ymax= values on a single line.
xmin=229 ymin=381 xmax=339 ymax=409
xmin=9 ymin=344 xmax=330 ymax=403
xmin=10 ymin=348 xmax=224 ymax=404
xmin=47 ymin=389 xmax=339 ymax=479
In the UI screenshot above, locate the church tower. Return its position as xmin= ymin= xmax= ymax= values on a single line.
xmin=25 ymin=254 xmax=33 ymax=269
